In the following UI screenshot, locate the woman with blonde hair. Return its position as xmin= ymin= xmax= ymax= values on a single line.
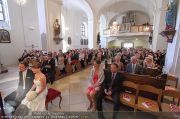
xmin=143 ymin=55 xmax=155 ymax=69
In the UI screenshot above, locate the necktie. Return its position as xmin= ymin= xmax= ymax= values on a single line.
xmin=110 ymin=73 xmax=115 ymax=90
xmin=112 ymin=73 xmax=115 ymax=80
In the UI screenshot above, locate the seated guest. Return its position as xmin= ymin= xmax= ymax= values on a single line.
xmin=4 ymin=62 xmax=34 ymax=109
xmin=96 ymin=63 xmax=124 ymax=119
xmin=114 ymin=55 xmax=124 ymax=71
xmin=86 ymin=60 xmax=104 ymax=112
xmin=126 ymin=56 xmax=143 ymax=74
xmin=143 ymin=55 xmax=155 ymax=69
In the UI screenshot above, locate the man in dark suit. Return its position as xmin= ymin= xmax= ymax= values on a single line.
xmin=43 ymin=53 xmax=55 ymax=84
xmin=126 ymin=56 xmax=143 ymax=75
xmin=96 ymin=63 xmax=124 ymax=119
xmin=4 ymin=61 xmax=34 ymax=109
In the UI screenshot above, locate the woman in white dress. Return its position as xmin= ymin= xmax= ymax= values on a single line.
xmin=14 ymin=61 xmax=48 ymax=115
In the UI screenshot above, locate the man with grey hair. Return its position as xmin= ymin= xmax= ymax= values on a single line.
xmin=126 ymin=56 xmax=143 ymax=74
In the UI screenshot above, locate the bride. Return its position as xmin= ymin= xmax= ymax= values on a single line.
xmin=14 ymin=61 xmax=47 ymax=115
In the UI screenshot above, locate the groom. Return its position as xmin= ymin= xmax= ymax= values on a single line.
xmin=4 ymin=61 xmax=34 ymax=109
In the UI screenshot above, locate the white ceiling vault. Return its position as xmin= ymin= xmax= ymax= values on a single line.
xmin=62 ymin=0 xmax=158 ymax=23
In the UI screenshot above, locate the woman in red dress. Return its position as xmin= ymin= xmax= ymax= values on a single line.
xmin=86 ymin=60 xmax=104 ymax=111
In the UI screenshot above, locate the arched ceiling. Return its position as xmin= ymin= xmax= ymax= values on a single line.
xmin=86 ymin=0 xmax=158 ymax=23
xmin=61 ymin=0 xmax=159 ymax=23
xmin=62 ymin=0 xmax=93 ymax=19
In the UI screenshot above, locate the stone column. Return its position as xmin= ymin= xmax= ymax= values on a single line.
xmin=152 ymin=0 xmax=168 ymax=52
xmin=164 ymin=0 xmax=180 ymax=75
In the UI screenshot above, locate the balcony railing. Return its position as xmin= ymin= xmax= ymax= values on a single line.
xmin=103 ymin=23 xmax=153 ymax=36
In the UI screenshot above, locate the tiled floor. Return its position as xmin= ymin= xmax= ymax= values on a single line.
xmin=0 ymin=66 xmax=110 ymax=112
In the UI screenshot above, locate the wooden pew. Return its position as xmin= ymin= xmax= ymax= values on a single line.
xmin=75 ymin=61 xmax=81 ymax=71
xmin=143 ymin=68 xmax=162 ymax=77
xmin=104 ymin=70 xmax=166 ymax=100
xmin=119 ymin=72 xmax=166 ymax=89
xmin=55 ymin=67 xmax=61 ymax=80
xmin=65 ymin=64 xmax=73 ymax=75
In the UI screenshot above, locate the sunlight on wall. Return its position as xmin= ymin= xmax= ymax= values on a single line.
xmin=61 ymin=13 xmax=67 ymax=53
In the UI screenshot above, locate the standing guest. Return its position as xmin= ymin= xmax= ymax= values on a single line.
xmin=97 ymin=51 xmax=102 ymax=61
xmin=53 ymin=52 xmax=58 ymax=67
xmin=43 ymin=53 xmax=55 ymax=84
xmin=126 ymin=56 xmax=143 ymax=74
xmin=4 ymin=62 xmax=34 ymax=109
xmin=79 ymin=51 xmax=85 ymax=68
xmin=86 ymin=60 xmax=104 ymax=112
xmin=96 ymin=63 xmax=124 ymax=119
xmin=58 ymin=54 xmax=65 ymax=75
xmin=87 ymin=51 xmax=93 ymax=65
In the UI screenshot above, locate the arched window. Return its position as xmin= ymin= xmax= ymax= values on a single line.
xmin=0 ymin=0 xmax=10 ymax=29
xmin=81 ymin=23 xmax=85 ymax=36
xmin=0 ymin=0 xmax=5 ymax=21
xmin=81 ymin=22 xmax=87 ymax=37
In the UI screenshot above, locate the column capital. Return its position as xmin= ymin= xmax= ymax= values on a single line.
xmin=48 ymin=0 xmax=63 ymax=5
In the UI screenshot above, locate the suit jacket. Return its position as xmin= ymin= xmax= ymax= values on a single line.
xmin=103 ymin=72 xmax=124 ymax=94
xmin=17 ymin=69 xmax=34 ymax=94
xmin=43 ymin=58 xmax=56 ymax=74
xmin=88 ymin=67 xmax=104 ymax=87
xmin=126 ymin=63 xmax=143 ymax=75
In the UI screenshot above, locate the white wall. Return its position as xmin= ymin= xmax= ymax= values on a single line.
xmin=37 ymin=0 xmax=47 ymax=51
xmin=0 ymin=0 xmax=42 ymax=66
xmin=165 ymin=0 xmax=180 ymax=72
xmin=99 ymin=15 xmax=107 ymax=48
xmin=135 ymin=12 xmax=150 ymax=25
xmin=61 ymin=6 xmax=88 ymax=51
xmin=152 ymin=0 xmax=168 ymax=52
xmin=46 ymin=0 xmax=62 ymax=52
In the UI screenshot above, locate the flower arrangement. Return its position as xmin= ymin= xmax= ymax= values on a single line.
xmin=26 ymin=91 xmax=37 ymax=101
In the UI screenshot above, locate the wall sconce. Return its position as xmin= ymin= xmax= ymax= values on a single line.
xmin=149 ymin=31 xmax=153 ymax=45
xmin=144 ymin=26 xmax=150 ymax=32
xmin=160 ymin=29 xmax=176 ymax=43
xmin=17 ymin=0 xmax=27 ymax=5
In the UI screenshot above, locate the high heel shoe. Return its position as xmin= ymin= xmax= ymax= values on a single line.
xmin=87 ymin=103 xmax=93 ymax=110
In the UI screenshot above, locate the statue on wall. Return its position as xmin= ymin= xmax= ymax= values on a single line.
xmin=53 ymin=19 xmax=62 ymax=44
xmin=165 ymin=0 xmax=177 ymax=30
xmin=97 ymin=32 xmax=100 ymax=45
xmin=68 ymin=37 xmax=71 ymax=45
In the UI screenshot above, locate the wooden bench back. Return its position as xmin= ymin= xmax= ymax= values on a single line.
xmin=75 ymin=61 xmax=81 ymax=71
xmin=143 ymin=68 xmax=162 ymax=77
xmin=119 ymin=72 xmax=166 ymax=90
xmin=65 ymin=64 xmax=72 ymax=75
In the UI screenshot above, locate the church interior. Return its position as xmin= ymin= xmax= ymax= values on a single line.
xmin=0 ymin=0 xmax=180 ymax=118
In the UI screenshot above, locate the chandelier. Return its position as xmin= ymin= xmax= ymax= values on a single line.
xmin=17 ymin=0 xmax=27 ymax=5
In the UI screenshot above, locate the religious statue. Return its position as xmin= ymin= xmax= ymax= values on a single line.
xmin=53 ymin=19 xmax=62 ymax=44
xmin=97 ymin=32 xmax=100 ymax=45
xmin=68 ymin=37 xmax=71 ymax=45
xmin=165 ymin=0 xmax=177 ymax=30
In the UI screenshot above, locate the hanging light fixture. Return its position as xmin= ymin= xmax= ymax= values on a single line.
xmin=17 ymin=0 xmax=27 ymax=5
